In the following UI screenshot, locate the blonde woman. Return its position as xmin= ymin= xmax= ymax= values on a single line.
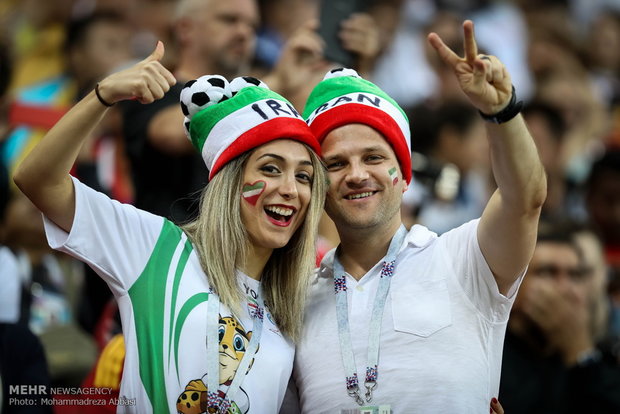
xmin=14 ymin=42 xmax=326 ymax=414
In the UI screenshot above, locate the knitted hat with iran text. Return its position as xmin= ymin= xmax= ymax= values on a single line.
xmin=181 ymin=75 xmax=321 ymax=180
xmin=303 ymin=68 xmax=412 ymax=184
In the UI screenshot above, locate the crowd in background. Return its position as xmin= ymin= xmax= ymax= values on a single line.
xmin=1 ymin=0 xmax=620 ymax=412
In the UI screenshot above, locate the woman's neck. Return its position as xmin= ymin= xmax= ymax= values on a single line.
xmin=239 ymin=243 xmax=272 ymax=280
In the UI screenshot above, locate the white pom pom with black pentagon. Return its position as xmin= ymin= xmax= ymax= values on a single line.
xmin=323 ymin=67 xmax=361 ymax=81
xmin=229 ymin=76 xmax=269 ymax=96
xmin=180 ymin=75 xmax=232 ymax=120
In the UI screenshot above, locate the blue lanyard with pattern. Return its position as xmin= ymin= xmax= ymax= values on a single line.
xmin=332 ymin=226 xmax=406 ymax=406
xmin=206 ymin=285 xmax=264 ymax=413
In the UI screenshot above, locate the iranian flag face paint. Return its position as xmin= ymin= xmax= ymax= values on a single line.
xmin=242 ymin=180 xmax=266 ymax=206
xmin=389 ymin=167 xmax=398 ymax=185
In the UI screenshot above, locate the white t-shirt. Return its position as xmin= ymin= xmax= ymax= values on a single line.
xmin=283 ymin=220 xmax=522 ymax=414
xmin=44 ymin=177 xmax=294 ymax=414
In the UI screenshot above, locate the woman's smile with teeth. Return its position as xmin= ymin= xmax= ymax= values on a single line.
xmin=265 ymin=205 xmax=294 ymax=217
xmin=346 ymin=191 xmax=374 ymax=200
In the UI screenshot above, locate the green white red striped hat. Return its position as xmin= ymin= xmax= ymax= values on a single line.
xmin=302 ymin=68 xmax=412 ymax=184
xmin=180 ymin=75 xmax=321 ymax=180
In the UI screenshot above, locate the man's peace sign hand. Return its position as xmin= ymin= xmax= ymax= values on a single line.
xmin=427 ymin=20 xmax=512 ymax=115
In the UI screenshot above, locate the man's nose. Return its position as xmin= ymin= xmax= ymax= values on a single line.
xmin=345 ymin=161 xmax=370 ymax=184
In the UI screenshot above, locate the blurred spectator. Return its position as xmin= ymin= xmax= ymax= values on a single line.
xmin=499 ymin=220 xmax=620 ymax=413
xmin=3 ymin=156 xmax=91 ymax=396
xmin=2 ymin=11 xmax=133 ymax=186
xmin=521 ymin=101 xmax=576 ymax=219
xmin=255 ymin=0 xmax=318 ymax=69
xmin=254 ymin=2 xmax=383 ymax=111
xmin=404 ymin=100 xmax=490 ymax=233
xmin=522 ymin=0 xmax=583 ymax=81
xmin=0 ymin=48 xmax=53 ymax=413
xmin=1 ymin=322 xmax=53 ymax=413
xmin=585 ymin=149 xmax=620 ymax=268
xmin=119 ymin=0 xmax=259 ymax=223
xmin=120 ymin=0 xmax=379 ymax=224
xmin=464 ymin=0 xmax=533 ymax=100
xmin=1 ymin=183 xmax=97 ymax=388
xmin=569 ymin=0 xmax=620 ymax=33
xmin=421 ymin=10 xmax=470 ymax=105
xmin=522 ymin=0 xmax=612 ymax=189
xmin=1 ymin=12 xmax=136 ymax=339
xmin=571 ymin=225 xmax=617 ymax=354
xmin=5 ymin=0 xmax=74 ymax=92
xmin=0 ymin=161 xmax=21 ymax=326
xmin=373 ymin=0 xmax=533 ymax=107
xmin=535 ymin=71 xmax=610 ymax=185
xmin=0 ymin=51 xmax=20 ymax=328
xmin=583 ymin=10 xmax=620 ymax=107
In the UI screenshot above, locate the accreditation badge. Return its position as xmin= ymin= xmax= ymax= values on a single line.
xmin=340 ymin=405 xmax=392 ymax=414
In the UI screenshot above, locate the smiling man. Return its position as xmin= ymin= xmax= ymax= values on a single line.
xmin=281 ymin=21 xmax=547 ymax=414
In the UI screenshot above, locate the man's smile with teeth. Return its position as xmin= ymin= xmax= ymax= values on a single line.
xmin=346 ymin=191 xmax=375 ymax=200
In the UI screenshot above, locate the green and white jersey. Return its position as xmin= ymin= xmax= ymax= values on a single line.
xmin=44 ymin=177 xmax=294 ymax=414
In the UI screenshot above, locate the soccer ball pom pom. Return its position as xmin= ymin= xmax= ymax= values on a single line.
xmin=180 ymin=75 xmax=232 ymax=119
xmin=229 ymin=76 xmax=269 ymax=96
xmin=323 ymin=67 xmax=361 ymax=81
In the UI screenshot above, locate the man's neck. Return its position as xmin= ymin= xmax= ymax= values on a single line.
xmin=336 ymin=219 xmax=402 ymax=281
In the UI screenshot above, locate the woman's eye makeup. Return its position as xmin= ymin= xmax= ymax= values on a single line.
xmin=260 ymin=164 xmax=280 ymax=174
xmin=296 ymin=172 xmax=312 ymax=183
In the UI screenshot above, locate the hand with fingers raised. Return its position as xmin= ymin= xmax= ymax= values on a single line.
xmin=95 ymin=41 xmax=177 ymax=107
xmin=427 ymin=20 xmax=519 ymax=121
xmin=266 ymin=20 xmax=329 ymax=98
xmin=339 ymin=13 xmax=382 ymax=77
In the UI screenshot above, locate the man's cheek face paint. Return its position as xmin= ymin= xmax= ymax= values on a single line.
xmin=242 ymin=180 xmax=266 ymax=206
xmin=389 ymin=167 xmax=398 ymax=185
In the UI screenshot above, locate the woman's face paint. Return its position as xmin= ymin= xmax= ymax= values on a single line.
xmin=388 ymin=167 xmax=398 ymax=185
xmin=242 ymin=180 xmax=266 ymax=206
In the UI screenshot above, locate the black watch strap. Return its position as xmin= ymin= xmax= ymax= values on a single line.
xmin=479 ymin=85 xmax=523 ymax=124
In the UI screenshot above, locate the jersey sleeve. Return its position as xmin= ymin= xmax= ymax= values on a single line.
xmin=440 ymin=218 xmax=524 ymax=323
xmin=43 ymin=176 xmax=167 ymax=297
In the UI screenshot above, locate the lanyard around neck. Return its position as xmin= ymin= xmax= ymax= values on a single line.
xmin=205 ymin=284 xmax=264 ymax=413
xmin=332 ymin=225 xmax=407 ymax=406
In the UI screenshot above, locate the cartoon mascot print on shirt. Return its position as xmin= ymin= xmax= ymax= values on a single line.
xmin=176 ymin=314 xmax=258 ymax=414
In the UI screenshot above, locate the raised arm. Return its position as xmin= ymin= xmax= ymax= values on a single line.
xmin=428 ymin=21 xmax=546 ymax=294
xmin=13 ymin=42 xmax=176 ymax=233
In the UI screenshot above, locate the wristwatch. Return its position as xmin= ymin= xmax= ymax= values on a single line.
xmin=478 ymin=85 xmax=523 ymax=124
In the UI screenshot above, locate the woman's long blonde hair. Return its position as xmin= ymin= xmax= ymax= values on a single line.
xmin=181 ymin=143 xmax=326 ymax=342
